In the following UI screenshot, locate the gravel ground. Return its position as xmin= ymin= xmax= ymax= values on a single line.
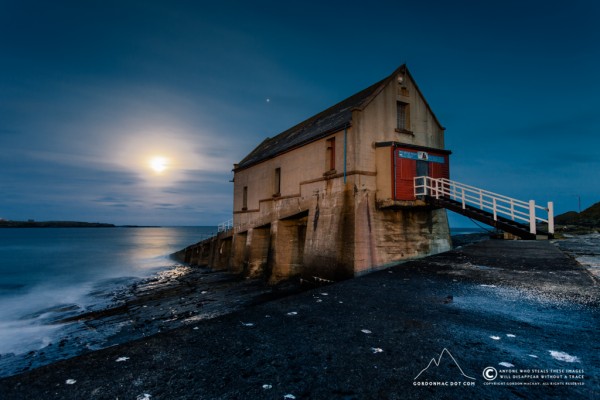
xmin=1 ymin=239 xmax=598 ymax=399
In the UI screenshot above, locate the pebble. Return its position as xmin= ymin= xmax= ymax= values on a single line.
xmin=549 ymin=350 xmax=580 ymax=362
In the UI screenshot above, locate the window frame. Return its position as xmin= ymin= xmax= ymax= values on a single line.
xmin=325 ymin=137 xmax=336 ymax=172
xmin=242 ymin=186 xmax=248 ymax=210
xmin=395 ymin=101 xmax=413 ymax=135
xmin=273 ymin=167 xmax=281 ymax=197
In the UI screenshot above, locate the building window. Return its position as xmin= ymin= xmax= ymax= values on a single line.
xmin=273 ymin=168 xmax=281 ymax=196
xmin=397 ymin=85 xmax=409 ymax=97
xmin=242 ymin=186 xmax=248 ymax=210
xmin=396 ymin=101 xmax=410 ymax=131
xmin=326 ymin=137 xmax=336 ymax=172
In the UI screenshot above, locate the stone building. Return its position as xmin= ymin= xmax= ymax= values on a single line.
xmin=229 ymin=64 xmax=452 ymax=282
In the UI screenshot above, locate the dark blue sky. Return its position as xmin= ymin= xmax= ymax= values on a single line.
xmin=1 ymin=0 xmax=599 ymax=226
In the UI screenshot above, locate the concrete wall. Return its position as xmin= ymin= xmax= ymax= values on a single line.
xmin=208 ymin=69 xmax=452 ymax=283
xmin=179 ymin=229 xmax=234 ymax=270
xmin=269 ymin=213 xmax=308 ymax=282
xmin=246 ymin=225 xmax=271 ymax=278
xmin=353 ymin=186 xmax=451 ymax=275
xmin=232 ymin=128 xmax=347 ymax=226
xmin=232 ymin=173 xmax=357 ymax=282
xmin=375 ymin=146 xmax=393 ymax=200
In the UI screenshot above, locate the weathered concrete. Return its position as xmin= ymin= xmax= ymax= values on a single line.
xmin=269 ymin=213 xmax=308 ymax=283
xmin=2 ymin=239 xmax=598 ymax=399
xmin=227 ymin=66 xmax=451 ymax=283
xmin=176 ymin=230 xmax=234 ymax=270
xmin=229 ymin=231 xmax=247 ymax=274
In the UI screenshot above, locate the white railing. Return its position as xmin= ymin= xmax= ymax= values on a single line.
xmin=414 ymin=176 xmax=554 ymax=235
xmin=218 ymin=218 xmax=233 ymax=233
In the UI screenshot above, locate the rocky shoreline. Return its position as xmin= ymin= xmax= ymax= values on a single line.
xmin=0 ymin=265 xmax=304 ymax=379
xmin=1 ymin=238 xmax=598 ymax=399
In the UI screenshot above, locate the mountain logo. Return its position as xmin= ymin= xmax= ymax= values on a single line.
xmin=414 ymin=348 xmax=476 ymax=381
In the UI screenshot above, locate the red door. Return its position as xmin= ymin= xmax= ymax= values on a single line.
xmin=393 ymin=148 xmax=450 ymax=201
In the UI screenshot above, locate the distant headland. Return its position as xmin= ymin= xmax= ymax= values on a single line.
xmin=555 ymin=201 xmax=600 ymax=234
xmin=0 ymin=220 xmax=115 ymax=228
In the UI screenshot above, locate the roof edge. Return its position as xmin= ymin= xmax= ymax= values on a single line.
xmin=354 ymin=64 xmax=445 ymax=131
xmin=353 ymin=64 xmax=407 ymax=111
xmin=233 ymin=123 xmax=352 ymax=172
xmin=403 ymin=67 xmax=445 ymax=131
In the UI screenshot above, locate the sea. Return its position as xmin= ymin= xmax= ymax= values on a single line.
xmin=0 ymin=226 xmax=597 ymax=378
xmin=0 ymin=226 xmax=216 ymax=377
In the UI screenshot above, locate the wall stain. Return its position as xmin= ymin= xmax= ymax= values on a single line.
xmin=313 ymin=199 xmax=320 ymax=232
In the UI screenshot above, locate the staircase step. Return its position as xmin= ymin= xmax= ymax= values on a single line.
xmin=425 ymin=196 xmax=539 ymax=240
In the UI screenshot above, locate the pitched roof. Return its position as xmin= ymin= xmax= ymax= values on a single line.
xmin=235 ymin=65 xmax=408 ymax=171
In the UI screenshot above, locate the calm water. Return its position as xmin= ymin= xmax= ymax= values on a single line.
xmin=0 ymin=227 xmax=215 ymax=357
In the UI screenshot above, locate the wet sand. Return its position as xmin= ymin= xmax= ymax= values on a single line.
xmin=1 ymin=239 xmax=598 ymax=399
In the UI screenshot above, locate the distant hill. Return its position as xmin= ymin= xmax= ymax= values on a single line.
xmin=555 ymin=201 xmax=600 ymax=229
xmin=0 ymin=220 xmax=115 ymax=228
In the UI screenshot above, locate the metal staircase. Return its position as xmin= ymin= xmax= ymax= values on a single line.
xmin=414 ymin=177 xmax=554 ymax=240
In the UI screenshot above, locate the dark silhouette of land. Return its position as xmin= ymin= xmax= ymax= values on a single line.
xmin=0 ymin=220 xmax=115 ymax=228
xmin=555 ymin=201 xmax=600 ymax=233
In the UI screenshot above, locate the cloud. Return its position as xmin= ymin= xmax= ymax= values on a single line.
xmin=108 ymin=203 xmax=129 ymax=208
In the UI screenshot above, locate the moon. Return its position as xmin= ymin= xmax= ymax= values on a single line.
xmin=149 ymin=156 xmax=169 ymax=173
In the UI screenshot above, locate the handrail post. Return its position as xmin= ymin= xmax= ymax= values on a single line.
xmin=493 ymin=198 xmax=497 ymax=221
xmin=510 ymin=199 xmax=514 ymax=220
xmin=435 ymin=179 xmax=440 ymax=199
xmin=529 ymin=200 xmax=536 ymax=235
xmin=461 ymin=188 xmax=466 ymax=209
xmin=413 ymin=177 xmax=417 ymax=197
xmin=548 ymin=201 xmax=554 ymax=234
xmin=479 ymin=189 xmax=483 ymax=210
xmin=414 ymin=177 xmax=420 ymax=197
